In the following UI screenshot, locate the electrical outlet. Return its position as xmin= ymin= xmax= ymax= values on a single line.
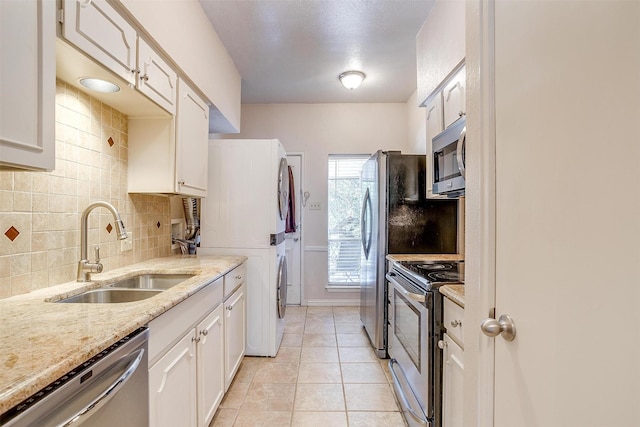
xmin=120 ymin=232 xmax=133 ymax=252
xmin=309 ymin=201 xmax=321 ymax=210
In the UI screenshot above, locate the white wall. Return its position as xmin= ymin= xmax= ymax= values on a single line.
xmin=406 ymin=90 xmax=428 ymax=154
xmin=215 ymin=102 xmax=419 ymax=304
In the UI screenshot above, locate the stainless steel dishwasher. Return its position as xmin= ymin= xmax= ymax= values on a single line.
xmin=1 ymin=328 xmax=149 ymax=427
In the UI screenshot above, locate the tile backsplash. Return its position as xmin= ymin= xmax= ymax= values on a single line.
xmin=0 ymin=80 xmax=171 ymax=299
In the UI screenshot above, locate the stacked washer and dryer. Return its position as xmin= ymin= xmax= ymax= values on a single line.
xmin=199 ymin=139 xmax=288 ymax=357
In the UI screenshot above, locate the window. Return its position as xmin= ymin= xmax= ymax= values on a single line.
xmin=327 ymin=154 xmax=369 ymax=287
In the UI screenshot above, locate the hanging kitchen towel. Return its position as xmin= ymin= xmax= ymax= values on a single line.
xmin=286 ymin=165 xmax=296 ymax=233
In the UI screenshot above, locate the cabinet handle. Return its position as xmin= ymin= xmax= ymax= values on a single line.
xmin=235 ymin=275 xmax=242 ymax=280
xmin=450 ymin=319 xmax=462 ymax=328
xmin=192 ymin=336 xmax=200 ymax=343
xmin=458 ymin=111 xmax=465 ymax=117
xmin=438 ymin=339 xmax=447 ymax=349
xmin=177 ymin=180 xmax=185 ymax=185
xmin=131 ymin=68 xmax=140 ymax=74
xmin=200 ymin=329 xmax=208 ymax=336
xmin=141 ymin=74 xmax=149 ymax=82
xmin=226 ymin=305 xmax=233 ymax=311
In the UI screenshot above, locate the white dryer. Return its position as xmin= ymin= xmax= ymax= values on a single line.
xmin=200 ymin=139 xmax=288 ymax=357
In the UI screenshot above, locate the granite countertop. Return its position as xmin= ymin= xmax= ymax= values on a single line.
xmin=0 ymin=254 xmax=246 ymax=416
xmin=439 ymin=284 xmax=465 ymax=307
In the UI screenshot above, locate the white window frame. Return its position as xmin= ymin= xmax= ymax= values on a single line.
xmin=326 ymin=154 xmax=369 ymax=289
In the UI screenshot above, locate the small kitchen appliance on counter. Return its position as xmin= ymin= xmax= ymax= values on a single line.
xmin=387 ymin=259 xmax=464 ymax=427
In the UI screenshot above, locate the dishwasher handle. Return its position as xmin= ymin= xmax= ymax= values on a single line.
xmin=58 ymin=348 xmax=145 ymax=427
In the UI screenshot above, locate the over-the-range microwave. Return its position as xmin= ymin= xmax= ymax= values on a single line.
xmin=432 ymin=117 xmax=466 ymax=197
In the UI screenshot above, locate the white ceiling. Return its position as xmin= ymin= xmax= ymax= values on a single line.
xmin=199 ymin=0 xmax=435 ymax=104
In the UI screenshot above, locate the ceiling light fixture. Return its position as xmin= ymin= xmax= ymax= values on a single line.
xmin=339 ymin=70 xmax=366 ymax=90
xmin=79 ymin=77 xmax=120 ymax=93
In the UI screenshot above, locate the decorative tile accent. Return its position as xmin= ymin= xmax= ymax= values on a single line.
xmin=107 ymin=136 xmax=115 ymax=147
xmin=106 ymin=223 xmax=113 ymax=234
xmin=156 ymin=221 xmax=161 ymax=229
xmin=4 ymin=226 xmax=19 ymax=242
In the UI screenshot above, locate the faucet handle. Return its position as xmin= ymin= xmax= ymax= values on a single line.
xmin=94 ymin=246 xmax=100 ymax=263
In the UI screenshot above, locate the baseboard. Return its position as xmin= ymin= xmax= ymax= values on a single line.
xmin=303 ymin=299 xmax=359 ymax=307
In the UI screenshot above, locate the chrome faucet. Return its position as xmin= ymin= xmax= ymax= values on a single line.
xmin=77 ymin=201 xmax=127 ymax=282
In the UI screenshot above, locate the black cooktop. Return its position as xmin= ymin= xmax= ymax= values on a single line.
xmin=397 ymin=260 xmax=464 ymax=285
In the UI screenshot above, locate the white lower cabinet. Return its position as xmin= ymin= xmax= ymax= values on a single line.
xmin=442 ymin=333 xmax=464 ymax=427
xmin=224 ymin=283 xmax=246 ymax=391
xmin=148 ymin=264 xmax=246 ymax=427
xmin=149 ymin=330 xmax=198 ymax=427
xmin=441 ymin=297 xmax=464 ymax=427
xmin=197 ymin=304 xmax=225 ymax=427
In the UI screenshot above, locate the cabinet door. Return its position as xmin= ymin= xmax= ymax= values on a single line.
xmin=425 ymin=94 xmax=445 ymax=199
xmin=224 ymin=283 xmax=246 ymax=391
xmin=443 ymin=66 xmax=466 ymax=128
xmin=442 ymin=333 xmax=464 ymax=427
xmin=0 ymin=0 xmax=55 ymax=171
xmin=149 ymin=330 xmax=198 ymax=427
xmin=196 ymin=304 xmax=224 ymax=427
xmin=175 ymin=79 xmax=209 ymax=197
xmin=61 ymin=0 xmax=137 ymax=85
xmin=137 ymin=37 xmax=177 ymax=115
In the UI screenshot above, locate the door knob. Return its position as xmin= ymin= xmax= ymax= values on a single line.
xmin=480 ymin=314 xmax=516 ymax=341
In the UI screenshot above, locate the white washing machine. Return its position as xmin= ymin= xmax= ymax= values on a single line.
xmin=199 ymin=139 xmax=288 ymax=357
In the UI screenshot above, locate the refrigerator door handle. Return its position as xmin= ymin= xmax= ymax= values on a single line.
xmin=361 ymin=188 xmax=372 ymax=259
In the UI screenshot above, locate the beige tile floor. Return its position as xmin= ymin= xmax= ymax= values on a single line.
xmin=210 ymin=306 xmax=407 ymax=427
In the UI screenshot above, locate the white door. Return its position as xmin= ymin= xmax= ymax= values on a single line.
xmin=285 ymin=154 xmax=303 ymax=305
xmin=469 ymin=1 xmax=640 ymax=426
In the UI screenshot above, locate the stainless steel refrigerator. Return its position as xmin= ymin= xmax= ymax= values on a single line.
xmin=359 ymin=151 xmax=458 ymax=358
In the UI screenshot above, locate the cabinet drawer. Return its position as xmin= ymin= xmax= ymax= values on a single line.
xmin=443 ymin=297 xmax=464 ymax=348
xmin=224 ymin=263 xmax=246 ymax=298
xmin=149 ymin=277 xmax=223 ymax=364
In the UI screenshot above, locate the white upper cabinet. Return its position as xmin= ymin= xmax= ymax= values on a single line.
xmin=0 ymin=0 xmax=55 ymax=171
xmin=61 ymin=0 xmax=138 ymax=86
xmin=416 ymin=0 xmax=465 ymax=106
xmin=175 ymin=79 xmax=209 ymax=197
xmin=443 ymin=66 xmax=466 ymax=128
xmin=59 ymin=0 xmax=177 ymax=115
xmin=128 ymin=79 xmax=209 ymax=197
xmin=118 ymin=0 xmax=241 ymax=133
xmin=137 ymin=37 xmax=178 ymax=115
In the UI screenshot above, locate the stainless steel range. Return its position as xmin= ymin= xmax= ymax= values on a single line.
xmin=387 ymin=259 xmax=464 ymax=427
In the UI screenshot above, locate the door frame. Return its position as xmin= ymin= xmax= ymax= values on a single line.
xmin=464 ymin=0 xmax=497 ymax=425
xmin=285 ymin=152 xmax=305 ymax=305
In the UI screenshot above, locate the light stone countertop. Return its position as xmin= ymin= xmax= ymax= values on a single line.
xmin=439 ymin=285 xmax=465 ymax=307
xmin=0 ymin=254 xmax=246 ymax=416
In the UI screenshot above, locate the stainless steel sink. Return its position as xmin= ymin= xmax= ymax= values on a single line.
xmin=104 ymin=273 xmax=195 ymax=290
xmin=57 ymin=288 xmax=163 ymax=303
xmin=55 ymin=273 xmax=195 ymax=303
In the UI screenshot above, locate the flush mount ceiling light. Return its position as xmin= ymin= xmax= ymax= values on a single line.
xmin=79 ymin=77 xmax=120 ymax=93
xmin=339 ymin=70 xmax=366 ymax=90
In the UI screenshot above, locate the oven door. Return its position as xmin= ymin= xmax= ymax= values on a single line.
xmin=387 ymin=272 xmax=432 ymax=426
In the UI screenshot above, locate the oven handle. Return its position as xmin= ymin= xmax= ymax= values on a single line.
xmin=386 ymin=273 xmax=426 ymax=303
xmin=58 ymin=348 xmax=145 ymax=426
xmin=388 ymin=359 xmax=429 ymax=426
